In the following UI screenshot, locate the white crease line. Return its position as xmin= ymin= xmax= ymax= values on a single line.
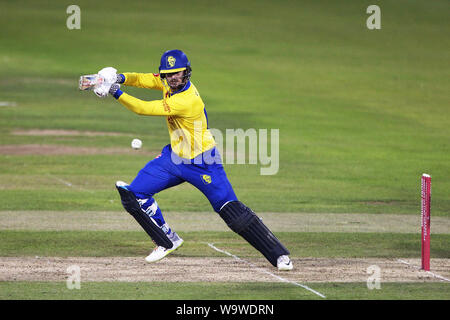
xmin=49 ymin=175 xmax=72 ymax=187
xmin=397 ymin=259 xmax=450 ymax=282
xmin=207 ymin=242 xmax=326 ymax=299
xmin=47 ymin=174 xmax=94 ymax=194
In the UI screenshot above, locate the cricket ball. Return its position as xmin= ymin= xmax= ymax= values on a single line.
xmin=131 ymin=138 xmax=142 ymax=150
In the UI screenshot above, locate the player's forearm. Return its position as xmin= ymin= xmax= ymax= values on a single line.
xmin=115 ymin=92 xmax=171 ymax=116
xmin=120 ymin=72 xmax=163 ymax=90
xmin=120 ymin=72 xmax=142 ymax=87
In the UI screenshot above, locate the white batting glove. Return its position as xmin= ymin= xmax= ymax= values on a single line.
xmin=94 ymin=82 xmax=111 ymax=98
xmin=98 ymin=67 xmax=117 ymax=85
xmin=93 ymin=67 xmax=117 ymax=98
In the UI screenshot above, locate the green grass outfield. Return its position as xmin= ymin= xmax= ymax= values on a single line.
xmin=1 ymin=0 xmax=449 ymax=214
xmin=0 ymin=0 xmax=449 ymax=300
xmin=1 ymin=282 xmax=449 ymax=300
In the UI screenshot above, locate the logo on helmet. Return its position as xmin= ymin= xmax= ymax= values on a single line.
xmin=167 ymin=56 xmax=176 ymax=68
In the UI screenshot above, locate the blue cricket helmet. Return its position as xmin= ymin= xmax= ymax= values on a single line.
xmin=159 ymin=49 xmax=191 ymax=74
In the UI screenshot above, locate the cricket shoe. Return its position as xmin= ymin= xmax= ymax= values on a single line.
xmin=145 ymin=232 xmax=184 ymax=263
xmin=116 ymin=180 xmax=129 ymax=189
xmin=277 ymin=255 xmax=293 ymax=271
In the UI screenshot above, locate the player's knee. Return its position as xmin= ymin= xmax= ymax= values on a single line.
xmin=213 ymin=194 xmax=239 ymax=213
xmin=115 ymin=182 xmax=172 ymax=248
xmin=218 ymin=201 xmax=256 ymax=232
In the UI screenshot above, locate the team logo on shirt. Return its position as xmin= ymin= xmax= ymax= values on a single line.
xmin=167 ymin=56 xmax=176 ymax=68
xmin=201 ymin=174 xmax=212 ymax=184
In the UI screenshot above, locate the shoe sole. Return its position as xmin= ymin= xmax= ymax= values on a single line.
xmin=277 ymin=263 xmax=293 ymax=271
xmin=145 ymin=240 xmax=184 ymax=263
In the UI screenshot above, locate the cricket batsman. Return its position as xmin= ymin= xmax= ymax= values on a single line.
xmin=87 ymin=49 xmax=292 ymax=270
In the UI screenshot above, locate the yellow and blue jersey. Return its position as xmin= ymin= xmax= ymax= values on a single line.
xmin=115 ymin=73 xmax=215 ymax=159
xmin=113 ymin=70 xmax=238 ymax=213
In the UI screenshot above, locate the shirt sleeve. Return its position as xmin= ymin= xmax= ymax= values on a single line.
xmin=117 ymin=92 xmax=191 ymax=116
xmin=121 ymin=72 xmax=164 ymax=91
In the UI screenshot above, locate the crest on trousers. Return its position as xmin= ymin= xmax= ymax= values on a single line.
xmin=167 ymin=56 xmax=176 ymax=68
xmin=201 ymin=174 xmax=212 ymax=184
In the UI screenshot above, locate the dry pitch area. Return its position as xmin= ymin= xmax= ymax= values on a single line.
xmin=0 ymin=257 xmax=448 ymax=284
xmin=1 ymin=209 xmax=449 ymax=287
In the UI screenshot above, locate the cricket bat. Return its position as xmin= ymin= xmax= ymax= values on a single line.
xmin=78 ymin=74 xmax=103 ymax=90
